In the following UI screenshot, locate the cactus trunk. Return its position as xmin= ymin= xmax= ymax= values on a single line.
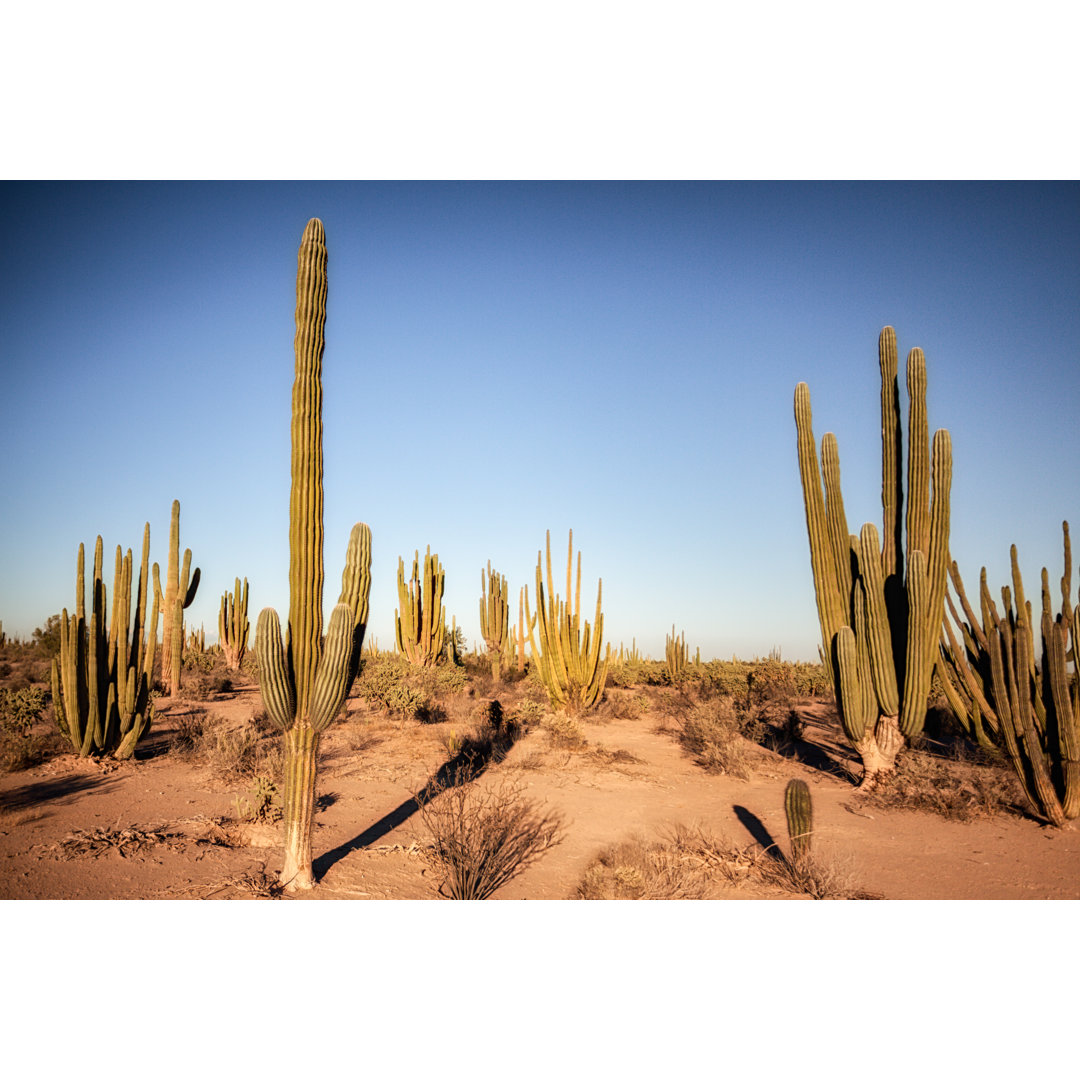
xmin=154 ymin=499 xmax=200 ymax=696
xmin=280 ymin=723 xmax=320 ymax=889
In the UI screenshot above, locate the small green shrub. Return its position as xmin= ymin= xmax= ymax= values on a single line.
xmin=0 ymin=686 xmax=48 ymax=737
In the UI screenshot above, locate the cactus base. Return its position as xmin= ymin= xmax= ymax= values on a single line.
xmin=853 ymin=714 xmax=904 ymax=791
xmin=280 ymin=723 xmax=320 ymax=891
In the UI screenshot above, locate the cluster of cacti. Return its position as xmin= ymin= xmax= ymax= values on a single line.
xmin=153 ymin=499 xmax=200 ymax=696
xmin=254 ymin=218 xmax=373 ymax=891
xmin=525 ymin=530 xmax=609 ymax=715
xmin=479 ymin=562 xmax=512 ymax=678
xmin=783 ymin=778 xmax=813 ymax=865
xmin=50 ymin=524 xmax=159 ymax=759
xmin=218 ymin=577 xmax=249 ymax=671
xmin=795 ymin=327 xmax=952 ymax=789
xmin=395 ymin=546 xmax=446 ymax=667
xmin=666 ymin=624 xmax=687 ymax=681
xmin=938 ymin=522 xmax=1079 ymax=825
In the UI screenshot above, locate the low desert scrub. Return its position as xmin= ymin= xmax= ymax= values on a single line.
xmin=755 ymin=843 xmax=867 ymax=900
xmin=420 ymin=777 xmax=565 ymax=899
xmin=353 ymin=653 xmax=465 ymax=723
xmin=667 ymin=697 xmax=757 ymax=779
xmin=233 ymin=775 xmax=282 ymax=824
xmin=544 ymin=713 xmax=588 ymax=751
xmin=858 ymin=744 xmax=1021 ymax=822
xmin=577 ymin=823 xmax=756 ymax=899
xmin=171 ymin=710 xmax=283 ymax=786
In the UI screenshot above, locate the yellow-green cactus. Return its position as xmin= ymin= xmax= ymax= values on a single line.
xmin=525 ymin=530 xmax=609 ymax=716
xmin=153 ymin=499 xmax=200 ymax=696
xmin=218 ymin=577 xmax=249 ymax=671
xmin=253 ymin=219 xmax=373 ymax=891
xmin=51 ymin=524 xmax=159 ymax=759
xmin=795 ymin=327 xmax=952 ymax=789
xmin=395 ymin=546 xmax=446 ymax=667
xmin=480 ymin=561 xmax=511 ymax=678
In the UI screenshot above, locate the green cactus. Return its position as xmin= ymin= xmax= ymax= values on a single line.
xmin=665 ymin=624 xmax=687 ymax=682
xmin=153 ymin=499 xmax=200 ymax=696
xmin=480 ymin=561 xmax=512 ymax=678
xmin=253 ymin=218 xmax=373 ymax=892
xmin=395 ymin=546 xmax=446 ymax=667
xmin=218 ymin=577 xmax=249 ymax=671
xmin=795 ymin=327 xmax=952 ymax=789
xmin=513 ymin=586 xmax=536 ymax=674
xmin=525 ymin=530 xmax=610 ymax=716
xmin=939 ymin=523 xmax=1079 ymax=825
xmin=51 ymin=524 xmax=159 ymax=759
xmin=784 ymin=778 xmax=813 ymax=865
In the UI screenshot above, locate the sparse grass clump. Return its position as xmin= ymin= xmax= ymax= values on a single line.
xmin=421 ymin=777 xmax=565 ymax=899
xmin=171 ymin=710 xmax=283 ymax=787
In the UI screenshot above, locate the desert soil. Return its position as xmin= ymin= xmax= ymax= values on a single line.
xmin=2 ymin=676 xmax=1079 ymax=901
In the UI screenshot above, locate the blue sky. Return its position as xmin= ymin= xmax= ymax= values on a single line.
xmin=1 ymin=181 xmax=1078 ymax=661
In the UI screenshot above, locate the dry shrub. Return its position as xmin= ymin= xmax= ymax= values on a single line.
xmin=544 ymin=714 xmax=588 ymax=750
xmin=862 ymin=745 xmax=1021 ymax=822
xmin=172 ymin=711 xmax=283 ymax=786
xmin=756 ymin=846 xmax=870 ymax=900
xmin=670 ymin=697 xmax=754 ymax=778
xmin=421 ymin=777 xmax=565 ymax=899
xmin=577 ymin=823 xmax=754 ymax=899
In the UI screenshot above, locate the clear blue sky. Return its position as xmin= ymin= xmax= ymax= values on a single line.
xmin=2 ymin=181 xmax=1077 ymax=661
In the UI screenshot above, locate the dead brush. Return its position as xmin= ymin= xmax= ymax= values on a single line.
xmin=860 ymin=744 xmax=1022 ymax=822
xmin=420 ymin=776 xmax=565 ymax=899
xmin=668 ymin=697 xmax=755 ymax=779
xmin=577 ymin=822 xmax=756 ymax=899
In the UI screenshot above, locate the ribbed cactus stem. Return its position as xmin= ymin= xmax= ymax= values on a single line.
xmin=254 ymin=219 xmax=372 ymax=891
xmin=395 ymin=546 xmax=446 ymax=667
xmin=219 ymin=577 xmax=249 ymax=671
xmin=154 ymin=499 xmax=200 ymax=696
xmin=795 ymin=328 xmax=951 ymax=789
xmin=784 ymin=778 xmax=813 ymax=865
xmin=480 ymin=561 xmax=511 ymax=678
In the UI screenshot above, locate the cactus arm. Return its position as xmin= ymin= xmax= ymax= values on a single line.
xmin=255 ymin=607 xmax=295 ymax=731
xmin=308 ymin=604 xmax=357 ymax=732
xmin=784 ymin=779 xmax=813 ymax=865
xmin=879 ymin=326 xmax=903 ymax=580
xmin=857 ymin=523 xmax=900 ymax=718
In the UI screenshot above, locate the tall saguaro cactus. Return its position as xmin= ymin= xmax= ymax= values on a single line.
xmin=218 ymin=577 xmax=249 ymax=671
xmin=254 ymin=218 xmax=373 ymax=892
xmin=395 ymin=547 xmax=446 ymax=667
xmin=795 ymin=327 xmax=952 ymax=789
xmin=153 ymin=499 xmax=200 ymax=696
xmin=51 ymin=524 xmax=159 ymax=759
xmin=525 ymin=529 xmax=610 ymax=715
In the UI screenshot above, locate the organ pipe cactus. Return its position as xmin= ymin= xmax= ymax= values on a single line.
xmin=939 ymin=523 xmax=1079 ymax=825
xmin=479 ymin=562 xmax=511 ymax=678
xmin=525 ymin=530 xmax=609 ymax=715
xmin=51 ymin=524 xmax=159 ymax=759
xmin=795 ymin=327 xmax=952 ymax=789
xmin=514 ymin=586 xmax=535 ymax=674
xmin=666 ymin=624 xmax=687 ymax=682
xmin=395 ymin=547 xmax=446 ymax=667
xmin=153 ymin=499 xmax=200 ymax=696
xmin=218 ymin=577 xmax=249 ymax=671
xmin=784 ymin=779 xmax=813 ymax=866
xmin=254 ymin=218 xmax=373 ymax=892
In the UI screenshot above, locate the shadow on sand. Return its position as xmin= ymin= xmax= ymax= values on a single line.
xmin=0 ymin=772 xmax=119 ymax=812
xmin=312 ymin=708 xmax=521 ymax=882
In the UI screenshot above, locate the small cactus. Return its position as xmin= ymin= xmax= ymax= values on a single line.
xmin=784 ymin=779 xmax=813 ymax=865
xmin=666 ymin=624 xmax=687 ymax=682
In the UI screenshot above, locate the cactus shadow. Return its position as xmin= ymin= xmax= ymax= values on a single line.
xmin=312 ymin=712 xmax=522 ymax=881
xmin=732 ymin=805 xmax=785 ymax=863
xmin=0 ymin=772 xmax=118 ymax=812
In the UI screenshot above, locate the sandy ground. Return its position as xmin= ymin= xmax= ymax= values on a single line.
xmin=2 ymin=673 xmax=1078 ymax=902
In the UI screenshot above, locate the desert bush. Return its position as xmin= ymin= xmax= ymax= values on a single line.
xmin=182 ymin=649 xmax=215 ymax=674
xmin=233 ymin=775 xmax=282 ymax=824
xmin=544 ymin=713 xmax=588 ymax=750
xmin=173 ymin=711 xmax=284 ymax=785
xmin=671 ymin=697 xmax=756 ymax=779
xmin=859 ymin=745 xmax=1021 ymax=822
xmin=421 ymin=777 xmax=565 ymax=899
xmin=31 ymin=615 xmax=62 ymax=659
xmin=0 ymin=686 xmax=48 ymax=737
xmin=354 ymin=652 xmax=462 ymax=722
